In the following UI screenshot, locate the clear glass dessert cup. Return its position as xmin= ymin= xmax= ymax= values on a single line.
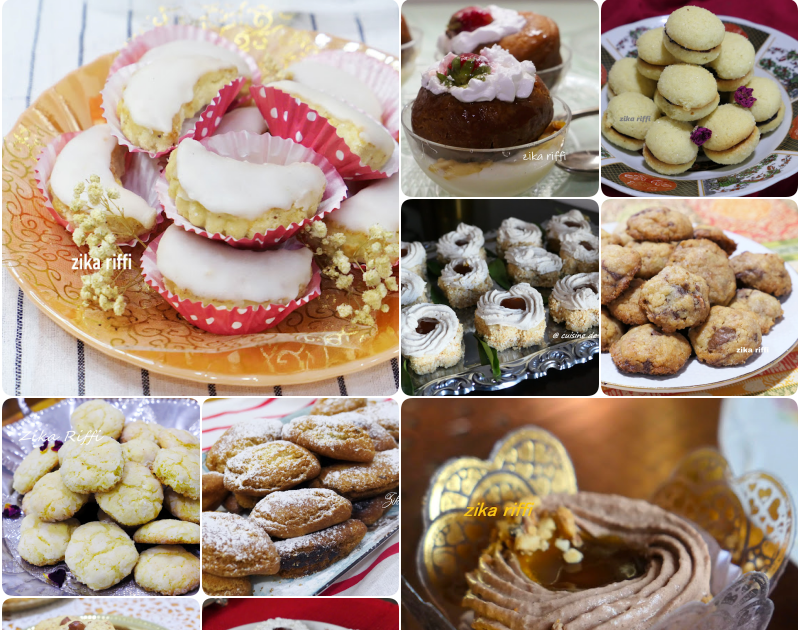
xmin=401 ymin=26 xmax=424 ymax=85
xmin=537 ymin=44 xmax=572 ymax=93
xmin=401 ymin=96 xmax=572 ymax=197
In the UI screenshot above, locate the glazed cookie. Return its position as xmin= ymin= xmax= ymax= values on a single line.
xmin=693 ymin=226 xmax=736 ymax=256
xmin=705 ymin=32 xmax=755 ymax=91
xmin=95 ymin=461 xmax=164 ymax=526
xmin=607 ymin=278 xmax=648 ymax=326
xmin=437 ymin=257 xmax=494 ymax=308
xmin=669 ymin=239 xmax=737 ymax=305
xmin=204 ymin=418 xmax=284 ymax=473
xmin=602 ymin=92 xmax=661 ymax=151
xmin=548 ymin=273 xmax=600 ymax=333
xmin=496 ymin=217 xmax=543 ymax=256
xmin=202 ymin=572 xmax=252 ymax=596
xmin=310 ymin=449 xmax=399 ymax=501
xmin=729 ymin=252 xmax=792 ymax=297
xmin=559 ymin=231 xmax=599 ymax=274
xmin=70 ymin=400 xmax=124 ymax=440
xmin=610 ymin=324 xmax=692 ymax=375
xmin=663 ymin=6 xmax=725 ymax=65
xmin=400 ymin=241 xmax=428 ymax=278
xmin=643 ymin=117 xmax=698 ymax=175
xmin=134 ymin=545 xmax=200 ymax=595
xmin=728 ymin=288 xmax=784 ymax=334
xmin=626 ymin=208 xmax=693 ymax=243
xmin=281 ymin=416 xmax=376 ymax=462
xmin=601 ymin=308 xmax=625 ymax=352
xmin=12 ymin=442 xmax=60 ymax=495
xmin=436 ymin=223 xmax=485 ymax=264
xmin=688 ymin=306 xmax=762 ymax=366
xmin=120 ymin=421 xmax=160 ymax=443
xmin=21 ymin=471 xmax=89 ymax=522
xmin=59 ymin=436 xmax=124 ymax=494
xmin=636 ymin=28 xmax=677 ymax=81
xmin=638 ymin=265 xmax=710 ymax=332
xmin=601 ymin=245 xmax=641 ymax=304
xmin=731 ymin=77 xmax=785 ymax=133
xmin=121 ymin=437 xmax=160 ymax=470
xmin=223 ymin=441 xmax=321 ymax=496
xmin=698 ymin=104 xmax=759 ymax=165
xmin=153 ymin=447 xmax=200 ymax=500
xmin=250 ymin=488 xmax=352 ymax=538
xmin=202 ymin=512 xmax=280 ymax=577
xmin=165 ymin=487 xmax=200 ymax=523
xmin=65 ymin=522 xmax=138 ymax=590
xmin=133 ymin=519 xmax=200 ymax=544
xmin=505 ymin=246 xmax=563 ymax=287
xmin=654 ymin=64 xmax=720 ymax=122
xmin=17 ymin=515 xmax=80 ymax=566
xmin=158 ymin=428 xmax=199 ymax=451
xmin=607 ymin=56 xmax=656 ymax=98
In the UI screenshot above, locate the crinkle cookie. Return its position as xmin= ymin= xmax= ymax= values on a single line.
xmin=12 ymin=443 xmax=59 ymax=495
xmin=626 ymin=208 xmax=693 ymax=242
xmin=65 ymin=521 xmax=139 ymax=590
xmin=729 ymin=252 xmax=792 ymax=297
xmin=728 ymin=288 xmax=784 ymax=333
xmin=626 ymin=241 xmax=676 ymax=279
xmin=120 ymin=421 xmax=160 ymax=443
xmin=669 ymin=239 xmax=736 ymax=305
xmin=608 ymin=278 xmax=648 ymax=326
xmin=70 ymin=400 xmax=124 ymax=440
xmin=97 ymin=507 xmax=129 ymax=530
xmin=95 ymin=461 xmax=163 ymax=526
xmin=133 ymin=519 xmax=200 ymax=544
xmin=158 ymin=427 xmax=200 ymax=450
xmin=17 ymin=514 xmax=79 ymax=566
xmin=223 ymin=441 xmax=321 ymax=496
xmin=601 ymin=308 xmax=625 ymax=352
xmin=134 ymin=545 xmax=200 ymax=595
xmin=22 ymin=471 xmax=89 ymax=522
xmin=202 ymin=571 xmax=252 ymax=596
xmin=688 ymin=306 xmax=762 ymax=366
xmin=165 ymin=487 xmax=200 ymax=523
xmin=639 ymin=265 xmax=710 ymax=332
xmin=693 ymin=225 xmax=736 ymax=256
xmin=153 ymin=447 xmax=200 ymax=500
xmin=610 ymin=324 xmax=692 ymax=375
xmin=57 ymin=438 xmax=81 ymax=466
xmin=282 ymin=416 xmax=376 ymax=462
xmin=60 ymin=435 xmax=124 ymax=494
xmin=121 ymin=437 xmax=160 ymax=470
xmin=601 ymin=245 xmax=641 ymax=304
xmin=204 ymin=418 xmax=284 ymax=473
xmin=202 ymin=512 xmax=280 ymax=577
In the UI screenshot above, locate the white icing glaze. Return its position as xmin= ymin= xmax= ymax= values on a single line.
xmin=437 ymin=6 xmax=527 ymax=55
xmin=440 ymin=256 xmax=491 ymax=290
xmin=402 ymin=303 xmax=460 ymax=357
xmin=174 ymin=138 xmax=326 ymax=220
xmin=268 ymin=80 xmax=395 ymax=162
xmin=124 ymin=55 xmax=238 ymax=132
xmin=287 ymin=59 xmax=382 ymax=121
xmin=253 ymin=620 xmax=312 ymax=630
xmin=401 ymin=241 xmax=427 ymax=269
xmin=560 ymin=231 xmax=599 ymax=263
xmin=437 ymin=223 xmax=484 ymax=261
xmin=138 ymin=39 xmax=252 ymax=77
xmin=421 ymin=45 xmax=536 ymax=103
xmin=552 ymin=272 xmax=600 ymax=310
xmin=330 ymin=174 xmax=398 ymax=232
xmin=497 ymin=217 xmax=542 ymax=250
xmin=401 ymin=269 xmax=427 ymax=306
xmin=476 ymin=282 xmax=545 ymax=330
xmin=544 ymin=209 xmax=591 ymax=241
xmin=505 ymin=246 xmax=562 ymax=274
xmin=49 ymin=124 xmax=157 ymax=228
xmin=156 ymin=225 xmax=313 ymax=304
xmin=213 ymin=106 xmax=268 ymax=136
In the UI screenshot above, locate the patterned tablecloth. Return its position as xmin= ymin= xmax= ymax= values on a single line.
xmin=602 ymin=199 xmax=798 ymax=396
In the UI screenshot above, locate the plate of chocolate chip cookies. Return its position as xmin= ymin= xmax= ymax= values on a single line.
xmin=601 ymin=207 xmax=798 ymax=392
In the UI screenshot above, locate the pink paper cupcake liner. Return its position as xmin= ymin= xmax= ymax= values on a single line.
xmin=251 ymin=85 xmax=399 ymax=181
xmin=156 ymin=130 xmax=348 ymax=249
xmin=34 ymin=129 xmax=164 ymax=247
xmin=101 ymin=62 xmax=244 ymax=158
xmin=141 ymin=232 xmax=322 ymax=335
xmin=298 ymin=50 xmax=399 ymax=139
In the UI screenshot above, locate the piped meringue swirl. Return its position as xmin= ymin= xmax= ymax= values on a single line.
xmin=440 ymin=256 xmax=491 ymax=290
xmin=476 ymin=283 xmax=545 ymax=330
xmin=560 ymin=231 xmax=599 ymax=263
xmin=401 ymin=303 xmax=460 ymax=357
xmin=437 ymin=223 xmax=485 ymax=261
xmin=401 ymin=241 xmax=427 ymax=270
xmin=545 ymin=209 xmax=592 ymax=242
xmin=437 ymin=6 xmax=527 ymax=56
xmin=552 ymin=272 xmax=600 ymax=310
xmin=505 ymin=246 xmax=562 ymax=274
xmin=497 ymin=217 xmax=543 ymax=251
xmin=401 ymin=269 xmax=427 ymax=306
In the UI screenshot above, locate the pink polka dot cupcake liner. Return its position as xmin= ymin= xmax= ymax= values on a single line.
xmin=251 ymin=85 xmax=399 ymax=181
xmin=141 ymin=231 xmax=322 ymax=335
xmin=34 ymin=129 xmax=164 ymax=247
xmin=155 ymin=130 xmax=348 ymax=250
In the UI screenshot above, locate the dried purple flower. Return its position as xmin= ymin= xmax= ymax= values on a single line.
xmin=46 ymin=568 xmax=67 ymax=588
xmin=2 ymin=503 xmax=21 ymax=518
xmin=39 ymin=440 xmax=49 ymax=452
xmin=734 ymin=86 xmax=756 ymax=108
xmin=53 ymin=440 xmax=64 ymax=452
xmin=691 ymin=127 xmax=712 ymax=146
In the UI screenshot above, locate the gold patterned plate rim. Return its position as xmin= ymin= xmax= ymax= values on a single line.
xmin=25 ymin=615 xmax=169 ymax=630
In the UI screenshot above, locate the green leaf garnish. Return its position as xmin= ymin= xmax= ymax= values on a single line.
xmin=427 ymin=259 xmax=443 ymax=278
xmin=488 ymin=258 xmax=512 ymax=290
xmin=401 ymin=359 xmax=415 ymax=396
xmin=474 ymin=334 xmax=502 ymax=380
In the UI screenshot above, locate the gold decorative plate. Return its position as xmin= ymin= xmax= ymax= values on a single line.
xmin=2 ymin=19 xmax=399 ymax=386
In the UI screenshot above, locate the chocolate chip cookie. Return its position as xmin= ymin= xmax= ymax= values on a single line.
xmin=626 ymin=207 xmax=693 ymax=242
xmin=601 ymin=308 xmax=625 ymax=352
xmin=728 ymin=288 xmax=784 ymax=333
xmin=668 ymin=239 xmax=736 ymax=305
xmin=627 ymin=241 xmax=676 ymax=278
xmin=610 ymin=324 xmax=692 ymax=375
xmin=688 ymin=306 xmax=762 ymax=366
xmin=639 ymin=265 xmax=710 ymax=332
xmin=601 ymin=229 xmax=623 ymax=247
xmin=693 ymin=225 xmax=736 ymax=255
xmin=601 ymin=245 xmax=641 ymax=304
xmin=729 ymin=252 xmax=791 ymax=297
xmin=608 ymin=278 xmax=648 ymax=325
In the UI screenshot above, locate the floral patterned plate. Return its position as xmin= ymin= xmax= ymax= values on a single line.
xmin=601 ymin=15 xmax=797 ymax=197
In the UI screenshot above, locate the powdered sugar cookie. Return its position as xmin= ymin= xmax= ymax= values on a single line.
xmin=310 ymin=449 xmax=399 ymax=500
xmin=70 ymin=400 xmax=125 ymax=440
xmin=121 ymin=437 xmax=160 ymax=470
xmin=12 ymin=443 xmax=59 ymax=495
xmin=17 ymin=514 xmax=79 ymax=566
xmin=133 ymin=545 xmax=200 ymax=595
xmin=60 ymin=436 xmax=124 ymax=493
xmin=202 ymin=512 xmax=280 ymax=577
xmin=65 ymin=521 xmax=139 ymax=590
xmin=133 ymin=519 xmax=200 ymax=544
xmin=165 ymin=487 xmax=200 ymax=523
xmin=95 ymin=461 xmax=164 ymax=526
xmin=202 ymin=571 xmax=252 ymax=596
xmin=223 ymin=441 xmax=320 ymax=496
xmin=154 ymin=447 xmax=200 ymax=500
xmin=204 ymin=418 xmax=284 ymax=473
xmin=22 ymin=471 xmax=89 ymax=522
xmin=120 ymin=421 xmax=160 ymax=443
xmin=157 ymin=427 xmax=200 ymax=450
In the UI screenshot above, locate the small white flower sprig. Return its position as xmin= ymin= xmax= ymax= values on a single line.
xmin=69 ymin=175 xmax=146 ymax=317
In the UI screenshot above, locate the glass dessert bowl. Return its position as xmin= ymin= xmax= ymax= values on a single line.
xmin=537 ymin=44 xmax=572 ymax=92
xmin=401 ymin=25 xmax=423 ymax=84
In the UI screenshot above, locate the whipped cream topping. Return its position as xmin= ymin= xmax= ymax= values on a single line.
xmin=437 ymin=6 xmax=527 ymax=56
xmin=402 ymin=303 xmax=460 ymax=357
xmin=421 ymin=45 xmax=536 ymax=103
xmin=497 ymin=217 xmax=543 ymax=250
xmin=401 ymin=241 xmax=427 ymax=270
xmin=545 ymin=209 xmax=592 ymax=241
xmin=437 ymin=223 xmax=485 ymax=261
xmin=505 ymin=246 xmax=562 ymax=274
xmin=440 ymin=256 xmax=491 ymax=290
xmin=560 ymin=231 xmax=599 ymax=263
xmin=476 ymin=282 xmax=545 ymax=330
xmin=401 ymin=269 xmax=427 ymax=306
xmin=552 ymin=272 xmax=600 ymax=311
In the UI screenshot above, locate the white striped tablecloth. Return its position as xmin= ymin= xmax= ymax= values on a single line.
xmin=202 ymin=397 xmax=399 ymax=596
xmin=1 ymin=0 xmax=400 ymax=396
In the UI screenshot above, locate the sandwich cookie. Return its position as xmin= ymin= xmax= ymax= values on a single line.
xmin=663 ymin=6 xmax=725 ymax=65
xmin=697 ymin=104 xmax=759 ymax=165
xmin=636 ymin=28 xmax=677 ymax=80
xmin=730 ymin=77 xmax=785 ymax=133
xmin=705 ymin=32 xmax=755 ymax=92
xmin=643 ymin=117 xmax=698 ymax=175
xmin=607 ymin=57 xmax=656 ymax=98
xmin=654 ymin=64 xmax=719 ymax=121
xmin=602 ymin=92 xmax=661 ymax=151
